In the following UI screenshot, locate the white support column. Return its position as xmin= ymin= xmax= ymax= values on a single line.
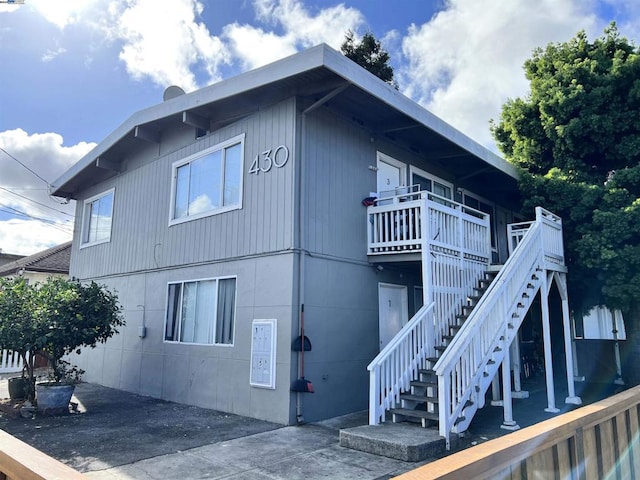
xmin=541 ymin=271 xmax=559 ymax=413
xmin=421 ymin=202 xmax=432 ymax=307
xmin=555 ymin=272 xmax=581 ymax=405
xmin=490 ymin=376 xmax=502 ymax=406
xmin=572 ymin=341 xmax=585 ymax=382
xmin=511 ymin=336 xmax=529 ymax=399
xmin=613 ymin=309 xmax=625 ymax=386
xmin=500 ymin=340 xmax=519 ymax=431
xmin=614 ymin=341 xmax=625 ymax=385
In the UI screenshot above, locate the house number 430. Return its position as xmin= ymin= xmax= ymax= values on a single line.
xmin=248 ymin=146 xmax=289 ymax=175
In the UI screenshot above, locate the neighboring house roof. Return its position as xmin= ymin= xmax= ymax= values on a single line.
xmin=51 ymin=43 xmax=518 ymax=199
xmin=0 ymin=253 xmax=24 ymax=267
xmin=0 ymin=241 xmax=71 ymax=277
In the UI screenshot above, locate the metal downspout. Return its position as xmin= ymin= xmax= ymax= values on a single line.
xmin=295 ymin=83 xmax=350 ymax=423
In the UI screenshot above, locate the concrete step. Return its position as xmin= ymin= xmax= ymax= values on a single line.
xmin=339 ymin=422 xmax=464 ymax=462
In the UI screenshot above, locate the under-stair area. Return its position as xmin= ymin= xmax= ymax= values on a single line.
xmin=360 ymin=191 xmax=581 ymax=454
xmin=389 ymin=269 xmax=501 ymax=428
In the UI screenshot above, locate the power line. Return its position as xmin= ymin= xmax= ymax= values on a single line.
xmin=0 ymin=186 xmax=49 ymax=191
xmin=0 ymin=185 xmax=74 ymax=218
xmin=0 ymin=203 xmax=73 ymax=234
xmin=0 ymin=147 xmax=50 ymax=187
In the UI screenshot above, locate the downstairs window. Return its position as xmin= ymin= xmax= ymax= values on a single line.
xmin=164 ymin=277 xmax=236 ymax=346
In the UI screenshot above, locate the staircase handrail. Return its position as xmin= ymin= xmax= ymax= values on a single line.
xmin=367 ymin=302 xmax=436 ymax=425
xmin=433 ymin=218 xmax=545 ymax=442
xmin=434 ymin=221 xmax=542 ymax=370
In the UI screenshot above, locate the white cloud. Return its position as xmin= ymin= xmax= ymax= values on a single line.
xmin=106 ymin=0 xmax=229 ymax=91
xmin=0 ymin=129 xmax=94 ymax=255
xmin=399 ymin=0 xmax=599 ymax=148
xmin=223 ymin=22 xmax=297 ymax=70
xmin=0 ymin=219 xmax=72 ymax=256
xmin=225 ymin=0 xmax=364 ymax=70
xmin=42 ymin=47 xmax=67 ymax=62
xmin=29 ymin=0 xmax=101 ymax=29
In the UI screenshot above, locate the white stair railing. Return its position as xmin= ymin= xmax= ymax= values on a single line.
xmin=367 ymin=302 xmax=435 ymax=425
xmin=434 ymin=208 xmax=563 ymax=446
xmin=367 ymin=190 xmax=491 ymax=427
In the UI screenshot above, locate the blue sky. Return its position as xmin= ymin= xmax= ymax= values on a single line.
xmin=0 ymin=0 xmax=638 ymax=255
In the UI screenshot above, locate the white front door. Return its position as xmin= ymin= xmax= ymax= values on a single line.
xmin=378 ymin=283 xmax=409 ymax=350
xmin=377 ymin=152 xmax=405 ymax=195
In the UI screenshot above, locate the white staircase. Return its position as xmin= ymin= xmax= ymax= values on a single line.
xmin=367 ymin=198 xmax=568 ymax=447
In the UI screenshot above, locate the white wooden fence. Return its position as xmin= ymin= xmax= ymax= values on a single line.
xmin=0 ymin=349 xmax=24 ymax=374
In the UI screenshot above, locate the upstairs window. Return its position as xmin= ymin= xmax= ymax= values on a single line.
xmin=164 ymin=277 xmax=236 ymax=346
xmin=410 ymin=166 xmax=453 ymax=199
xmin=170 ymin=134 xmax=244 ymax=225
xmin=81 ymin=188 xmax=114 ymax=247
xmin=462 ymin=191 xmax=497 ymax=251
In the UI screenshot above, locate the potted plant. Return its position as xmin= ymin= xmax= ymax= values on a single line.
xmin=35 ymin=360 xmax=84 ymax=414
xmin=0 ymin=277 xmax=123 ymax=413
xmin=32 ymin=277 xmax=124 ymax=414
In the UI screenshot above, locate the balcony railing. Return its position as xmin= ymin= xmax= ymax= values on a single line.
xmin=367 ymin=188 xmax=492 ymax=427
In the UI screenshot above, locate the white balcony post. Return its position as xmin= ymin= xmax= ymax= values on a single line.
xmin=511 ymin=334 xmax=529 ymax=399
xmin=541 ymin=271 xmax=559 ymax=413
xmin=500 ymin=338 xmax=519 ymax=431
xmin=369 ymin=367 xmax=380 ymax=425
xmin=490 ymin=376 xmax=501 ymax=406
xmin=555 ymin=272 xmax=581 ymax=405
xmin=421 ymin=201 xmax=431 ymax=307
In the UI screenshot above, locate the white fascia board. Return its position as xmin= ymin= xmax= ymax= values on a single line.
xmin=319 ymin=46 xmax=519 ymax=180
xmin=51 ymin=44 xmax=517 ymax=196
xmin=50 ymin=45 xmax=329 ymax=197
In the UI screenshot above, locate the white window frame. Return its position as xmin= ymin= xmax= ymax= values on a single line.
xmin=164 ymin=275 xmax=237 ymax=347
xmin=80 ymin=188 xmax=115 ymax=249
xmin=460 ymin=189 xmax=498 ymax=252
xmin=409 ymin=165 xmax=453 ymax=199
xmin=169 ymin=133 xmax=245 ymax=226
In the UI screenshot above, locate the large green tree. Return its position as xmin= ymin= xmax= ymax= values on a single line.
xmin=492 ymin=24 xmax=640 ymax=383
xmin=341 ymin=30 xmax=398 ymax=88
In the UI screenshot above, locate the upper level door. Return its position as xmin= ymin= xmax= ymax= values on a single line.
xmin=377 ymin=152 xmax=406 ymax=195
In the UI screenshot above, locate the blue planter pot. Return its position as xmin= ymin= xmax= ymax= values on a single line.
xmin=36 ymin=383 xmax=75 ymax=415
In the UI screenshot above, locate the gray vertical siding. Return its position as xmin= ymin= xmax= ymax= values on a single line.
xmin=66 ymin=92 xmax=523 ymax=426
xmin=68 ymin=254 xmax=296 ymax=425
xmin=303 ymin=108 xmax=376 ymax=260
xmin=71 ymin=98 xmax=297 ymax=280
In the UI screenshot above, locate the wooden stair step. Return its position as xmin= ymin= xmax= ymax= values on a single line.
xmin=391 ymin=408 xmax=439 ymax=422
xmin=401 ymin=393 xmax=439 ymax=403
xmin=418 ymin=368 xmax=435 ymax=376
xmin=411 ymin=379 xmax=437 ymax=388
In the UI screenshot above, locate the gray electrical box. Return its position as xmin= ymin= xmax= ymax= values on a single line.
xmin=250 ymin=319 xmax=277 ymax=389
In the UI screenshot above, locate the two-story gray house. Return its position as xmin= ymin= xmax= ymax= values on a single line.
xmin=52 ymin=44 xmax=579 ymax=445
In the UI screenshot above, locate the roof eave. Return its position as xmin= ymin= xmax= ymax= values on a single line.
xmin=51 ymin=44 xmax=517 ymax=197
